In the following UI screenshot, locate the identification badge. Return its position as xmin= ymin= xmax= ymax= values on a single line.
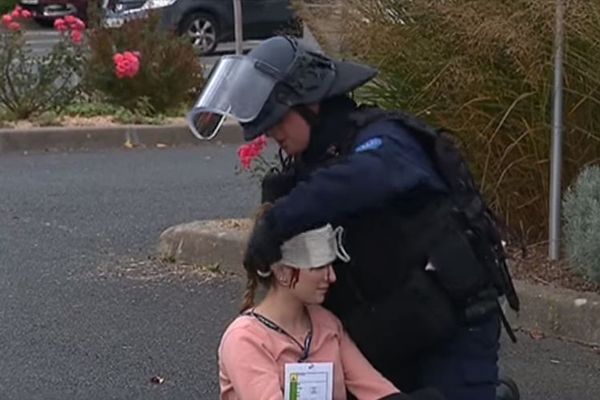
xmin=284 ymin=362 xmax=333 ymax=400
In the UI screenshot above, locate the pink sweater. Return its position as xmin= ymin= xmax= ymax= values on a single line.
xmin=218 ymin=305 xmax=399 ymax=400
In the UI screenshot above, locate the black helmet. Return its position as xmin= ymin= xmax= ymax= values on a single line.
xmin=187 ymin=36 xmax=377 ymax=141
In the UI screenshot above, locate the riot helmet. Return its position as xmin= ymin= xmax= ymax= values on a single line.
xmin=187 ymin=36 xmax=377 ymax=141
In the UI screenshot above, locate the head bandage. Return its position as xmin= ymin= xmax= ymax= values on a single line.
xmin=256 ymin=225 xmax=350 ymax=277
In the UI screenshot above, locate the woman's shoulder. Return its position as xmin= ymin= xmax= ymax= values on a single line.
xmin=307 ymin=305 xmax=344 ymax=332
xmin=219 ymin=314 xmax=277 ymax=362
xmin=220 ymin=313 xmax=262 ymax=341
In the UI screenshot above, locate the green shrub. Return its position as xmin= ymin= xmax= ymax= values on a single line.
xmin=563 ymin=165 xmax=600 ymax=283
xmin=31 ymin=110 xmax=60 ymax=126
xmin=62 ymin=99 xmax=166 ymax=124
xmin=0 ymin=0 xmax=18 ymax=14
xmin=83 ymin=11 xmax=204 ymax=115
xmin=62 ymin=101 xmax=123 ymax=118
xmin=85 ymin=0 xmax=103 ymax=29
xmin=299 ymin=0 xmax=600 ymax=241
xmin=0 ymin=19 xmax=85 ymax=119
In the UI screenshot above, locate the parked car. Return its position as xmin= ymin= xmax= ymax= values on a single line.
xmin=105 ymin=0 xmax=302 ymax=55
xmin=19 ymin=0 xmax=88 ymax=25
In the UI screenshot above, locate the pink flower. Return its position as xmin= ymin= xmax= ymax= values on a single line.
xmin=237 ymin=146 xmax=255 ymax=170
xmin=1 ymin=14 xmax=13 ymax=26
xmin=21 ymin=10 xmax=32 ymax=19
xmin=71 ymin=18 xmax=85 ymax=31
xmin=70 ymin=29 xmax=83 ymax=45
xmin=237 ymin=135 xmax=267 ymax=170
xmin=122 ymin=52 xmax=140 ymax=75
xmin=251 ymin=135 xmax=268 ymax=152
xmin=8 ymin=21 xmax=21 ymax=31
xmin=113 ymin=51 xmax=141 ymax=79
xmin=123 ymin=51 xmax=135 ymax=59
xmin=53 ymin=18 xmax=67 ymax=32
xmin=11 ymin=9 xmax=21 ymax=18
xmin=64 ymin=15 xmax=76 ymax=24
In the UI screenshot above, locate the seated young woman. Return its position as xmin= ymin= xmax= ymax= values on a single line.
xmin=217 ymin=206 xmax=444 ymax=400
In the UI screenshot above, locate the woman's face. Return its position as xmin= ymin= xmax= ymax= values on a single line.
xmin=276 ymin=264 xmax=337 ymax=304
xmin=267 ymin=109 xmax=312 ymax=156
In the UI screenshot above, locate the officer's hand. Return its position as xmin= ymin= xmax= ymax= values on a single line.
xmin=261 ymin=169 xmax=297 ymax=203
xmin=243 ymin=216 xmax=282 ymax=273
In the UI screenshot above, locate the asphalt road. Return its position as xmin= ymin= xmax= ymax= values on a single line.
xmin=0 ymin=144 xmax=257 ymax=399
xmin=0 ymin=145 xmax=599 ymax=399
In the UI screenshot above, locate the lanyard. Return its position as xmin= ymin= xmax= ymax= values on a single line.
xmin=245 ymin=309 xmax=313 ymax=362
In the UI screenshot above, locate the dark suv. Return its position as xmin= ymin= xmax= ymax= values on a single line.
xmin=106 ymin=0 xmax=301 ymax=55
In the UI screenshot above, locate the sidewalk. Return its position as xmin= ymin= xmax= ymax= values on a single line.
xmin=156 ymin=218 xmax=600 ymax=347
xmin=0 ymin=120 xmax=243 ymax=154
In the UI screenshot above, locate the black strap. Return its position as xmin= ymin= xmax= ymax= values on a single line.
xmin=243 ymin=309 xmax=313 ymax=362
xmin=497 ymin=299 xmax=517 ymax=343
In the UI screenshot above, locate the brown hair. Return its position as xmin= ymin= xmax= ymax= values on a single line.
xmin=240 ymin=202 xmax=275 ymax=313
xmin=240 ymin=269 xmax=260 ymax=313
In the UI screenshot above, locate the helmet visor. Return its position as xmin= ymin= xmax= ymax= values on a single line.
xmin=187 ymin=55 xmax=278 ymax=140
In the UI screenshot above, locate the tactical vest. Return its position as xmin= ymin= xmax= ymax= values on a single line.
xmin=337 ymin=106 xmax=521 ymax=347
xmin=345 ymin=106 xmax=520 ymax=314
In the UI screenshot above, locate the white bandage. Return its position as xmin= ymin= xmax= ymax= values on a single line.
xmin=280 ymin=224 xmax=351 ymax=269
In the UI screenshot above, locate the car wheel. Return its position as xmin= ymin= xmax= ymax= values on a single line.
xmin=180 ymin=12 xmax=219 ymax=55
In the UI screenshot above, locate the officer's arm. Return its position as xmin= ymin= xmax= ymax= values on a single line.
xmin=268 ymin=128 xmax=446 ymax=241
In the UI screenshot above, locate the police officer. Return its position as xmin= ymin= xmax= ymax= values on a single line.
xmin=188 ymin=36 xmax=520 ymax=400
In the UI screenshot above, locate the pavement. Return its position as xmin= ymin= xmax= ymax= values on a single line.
xmin=0 ymin=146 xmax=598 ymax=399
xmin=0 ymin=120 xmax=243 ymax=154
xmin=0 ymin=145 xmax=258 ymax=399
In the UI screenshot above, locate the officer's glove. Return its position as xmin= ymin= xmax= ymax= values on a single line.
xmin=261 ymin=169 xmax=297 ymax=203
xmin=377 ymin=388 xmax=446 ymax=400
xmin=243 ymin=215 xmax=283 ymax=274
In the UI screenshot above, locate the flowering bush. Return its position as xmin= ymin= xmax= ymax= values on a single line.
xmin=1 ymin=5 xmax=29 ymax=29
xmin=238 ymin=135 xmax=268 ymax=169
xmin=83 ymin=11 xmax=203 ymax=114
xmin=54 ymin=15 xmax=86 ymax=45
xmin=0 ymin=7 xmax=85 ymax=119
xmin=235 ymin=135 xmax=283 ymax=181
xmin=1 ymin=5 xmax=29 ymax=30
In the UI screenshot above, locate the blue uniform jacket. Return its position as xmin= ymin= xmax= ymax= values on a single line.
xmin=268 ymin=119 xmax=449 ymax=241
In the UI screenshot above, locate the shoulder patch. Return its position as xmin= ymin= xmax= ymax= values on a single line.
xmin=354 ymin=137 xmax=383 ymax=153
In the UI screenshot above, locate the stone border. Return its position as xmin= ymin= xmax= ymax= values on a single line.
xmin=0 ymin=121 xmax=242 ymax=154
xmin=157 ymin=218 xmax=600 ymax=347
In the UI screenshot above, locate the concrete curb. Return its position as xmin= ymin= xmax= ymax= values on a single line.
xmin=509 ymin=280 xmax=600 ymax=346
xmin=0 ymin=121 xmax=242 ymax=154
xmin=157 ymin=218 xmax=600 ymax=346
xmin=157 ymin=219 xmax=250 ymax=275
